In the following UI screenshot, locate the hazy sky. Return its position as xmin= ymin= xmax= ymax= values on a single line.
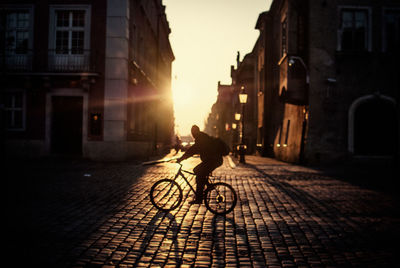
xmin=164 ymin=0 xmax=272 ymax=136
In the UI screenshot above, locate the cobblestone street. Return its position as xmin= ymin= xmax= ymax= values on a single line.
xmin=6 ymin=154 xmax=399 ymax=267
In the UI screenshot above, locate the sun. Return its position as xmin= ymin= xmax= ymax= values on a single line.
xmin=172 ymin=80 xmax=201 ymax=135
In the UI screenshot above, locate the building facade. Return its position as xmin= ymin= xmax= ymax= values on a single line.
xmin=204 ymin=52 xmax=258 ymax=155
xmin=231 ymin=52 xmax=258 ymax=154
xmin=204 ymin=82 xmax=235 ymax=148
xmin=1 ymin=0 xmax=175 ymax=160
xmin=256 ymin=0 xmax=399 ymax=164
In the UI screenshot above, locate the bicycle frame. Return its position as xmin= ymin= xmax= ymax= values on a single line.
xmin=173 ymin=163 xmax=196 ymax=194
xmin=150 ymin=161 xmax=237 ymax=215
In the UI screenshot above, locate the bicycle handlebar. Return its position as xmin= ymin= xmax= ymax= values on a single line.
xmin=142 ymin=157 xmax=181 ymax=166
xmin=142 ymin=157 xmax=196 ymax=176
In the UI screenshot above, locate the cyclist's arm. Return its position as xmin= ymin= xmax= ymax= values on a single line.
xmin=178 ymin=143 xmax=198 ymax=162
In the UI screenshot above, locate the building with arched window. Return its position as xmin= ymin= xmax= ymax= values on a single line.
xmin=255 ymin=0 xmax=399 ymax=164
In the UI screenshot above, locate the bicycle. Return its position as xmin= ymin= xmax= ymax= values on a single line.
xmin=147 ymin=159 xmax=237 ymax=215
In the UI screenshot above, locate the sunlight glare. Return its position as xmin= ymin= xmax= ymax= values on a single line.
xmin=172 ymin=82 xmax=196 ymax=106
xmin=165 ymin=0 xmax=272 ymax=135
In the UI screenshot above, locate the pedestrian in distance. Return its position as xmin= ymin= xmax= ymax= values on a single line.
xmin=177 ymin=125 xmax=229 ymax=204
xmin=174 ymin=135 xmax=182 ymax=155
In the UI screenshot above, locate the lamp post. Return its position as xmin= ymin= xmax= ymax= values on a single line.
xmin=238 ymin=86 xmax=248 ymax=163
xmin=233 ymin=113 xmax=241 ymax=157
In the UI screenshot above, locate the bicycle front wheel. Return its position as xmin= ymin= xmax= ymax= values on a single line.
xmin=150 ymin=179 xmax=183 ymax=212
xmin=204 ymin=182 xmax=237 ymax=215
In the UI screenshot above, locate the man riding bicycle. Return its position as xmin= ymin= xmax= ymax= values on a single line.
xmin=177 ymin=125 xmax=223 ymax=204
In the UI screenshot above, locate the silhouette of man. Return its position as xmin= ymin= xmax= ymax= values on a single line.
xmin=177 ymin=125 xmax=223 ymax=204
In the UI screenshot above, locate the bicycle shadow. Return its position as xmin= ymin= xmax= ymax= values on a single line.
xmin=134 ymin=210 xmax=181 ymax=266
xmin=211 ymin=214 xmax=266 ymax=267
xmin=134 ymin=211 xmax=266 ymax=266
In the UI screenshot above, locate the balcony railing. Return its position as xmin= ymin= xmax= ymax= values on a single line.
xmin=1 ymin=49 xmax=97 ymax=73
xmin=0 ymin=49 xmax=33 ymax=71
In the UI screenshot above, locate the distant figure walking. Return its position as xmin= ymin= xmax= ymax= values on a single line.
xmin=174 ymin=135 xmax=182 ymax=155
xmin=177 ymin=125 xmax=223 ymax=204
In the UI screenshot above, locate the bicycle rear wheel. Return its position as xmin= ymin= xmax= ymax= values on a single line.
xmin=150 ymin=179 xmax=183 ymax=212
xmin=204 ymin=182 xmax=237 ymax=215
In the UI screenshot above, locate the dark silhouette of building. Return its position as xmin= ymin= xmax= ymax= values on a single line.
xmin=205 ymin=52 xmax=259 ymax=155
xmin=204 ymin=82 xmax=234 ymax=148
xmin=255 ymin=0 xmax=399 ymax=164
xmin=1 ymin=0 xmax=175 ymax=160
xmin=231 ymin=52 xmax=258 ymax=154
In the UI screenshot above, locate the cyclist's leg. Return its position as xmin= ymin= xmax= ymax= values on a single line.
xmin=192 ymin=163 xmax=209 ymax=203
xmin=205 ymin=156 xmax=223 ymax=180
xmin=195 ymin=159 xmax=222 ymax=199
xmin=196 ymin=174 xmax=207 ymax=201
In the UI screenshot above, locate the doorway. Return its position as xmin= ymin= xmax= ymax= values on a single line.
xmin=51 ymin=96 xmax=83 ymax=154
xmin=354 ymin=99 xmax=397 ymax=156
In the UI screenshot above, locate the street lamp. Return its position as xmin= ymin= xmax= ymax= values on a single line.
xmin=238 ymin=86 xmax=247 ymax=163
xmin=288 ymin=56 xmax=309 ymax=84
xmin=235 ymin=113 xmax=241 ymax=121
xmin=239 ymin=90 xmax=248 ymax=104
xmin=233 ymin=113 xmax=241 ymax=157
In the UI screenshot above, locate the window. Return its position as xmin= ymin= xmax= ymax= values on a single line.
xmin=281 ymin=18 xmax=287 ymax=57
xmin=1 ymin=10 xmax=30 ymax=53
xmin=1 ymin=91 xmax=25 ymax=130
xmin=0 ymin=7 xmax=33 ymax=70
xmin=297 ymin=15 xmax=305 ymax=54
xmin=257 ymin=127 xmax=263 ymax=147
xmin=384 ymin=10 xmax=400 ymax=53
xmin=284 ymin=120 xmax=290 ymax=146
xmin=338 ymin=8 xmax=370 ymax=52
xmin=55 ymin=10 xmax=86 ymax=54
xmin=277 ymin=123 xmax=282 ymax=147
xmin=49 ymin=6 xmax=91 ymax=71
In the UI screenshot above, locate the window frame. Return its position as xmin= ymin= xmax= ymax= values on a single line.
xmin=337 ymin=6 xmax=372 ymax=52
xmin=281 ymin=15 xmax=288 ymax=58
xmin=48 ymin=5 xmax=91 ymax=54
xmin=2 ymin=89 xmax=26 ymax=131
xmin=382 ymin=7 xmax=400 ymax=53
xmin=1 ymin=5 xmax=34 ymax=53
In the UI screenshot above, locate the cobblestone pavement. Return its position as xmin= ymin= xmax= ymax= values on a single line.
xmin=6 ymin=154 xmax=400 ymax=267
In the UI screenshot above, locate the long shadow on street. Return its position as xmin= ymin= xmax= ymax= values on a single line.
xmin=246 ymin=162 xmax=400 ymax=266
xmin=6 ymin=157 xmax=149 ymax=267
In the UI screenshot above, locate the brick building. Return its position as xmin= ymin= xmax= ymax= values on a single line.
xmin=1 ymin=0 xmax=174 ymax=160
xmin=256 ymin=0 xmax=399 ymax=164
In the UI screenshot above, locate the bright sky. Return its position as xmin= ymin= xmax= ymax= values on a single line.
xmin=164 ymin=0 xmax=272 ymax=136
